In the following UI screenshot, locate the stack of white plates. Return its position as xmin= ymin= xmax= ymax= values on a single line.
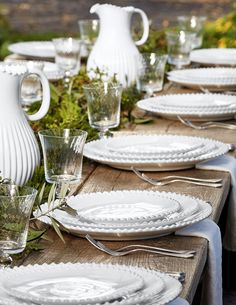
xmin=0 ymin=262 xmax=182 ymax=305
xmin=137 ymin=93 xmax=236 ymax=121
xmin=34 ymin=190 xmax=212 ymax=240
xmin=190 ymin=48 xmax=236 ymax=66
xmin=167 ymin=68 xmax=236 ymax=90
xmin=83 ymin=135 xmax=228 ymax=171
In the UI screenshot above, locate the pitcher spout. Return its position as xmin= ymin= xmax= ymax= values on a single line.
xmin=90 ymin=3 xmax=100 ymax=14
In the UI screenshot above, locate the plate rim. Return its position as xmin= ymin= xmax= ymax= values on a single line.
xmin=1 ymin=262 xmax=182 ymax=305
xmin=2 ymin=263 xmax=147 ymax=305
xmin=83 ymin=134 xmax=229 ymax=170
xmin=190 ymin=48 xmax=236 ymax=65
xmin=8 ymin=41 xmax=55 ymax=58
xmin=137 ymin=93 xmax=236 ymax=118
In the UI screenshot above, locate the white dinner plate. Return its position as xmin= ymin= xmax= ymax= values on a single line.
xmin=83 ymin=135 xmax=228 ymax=171
xmin=2 ymin=264 xmax=148 ymax=305
xmin=36 ymin=190 xmax=199 ymax=230
xmin=0 ymin=263 xmax=182 ymax=305
xmin=168 ymin=68 xmax=236 ymax=90
xmin=191 ymin=48 xmax=236 ymax=66
xmin=35 ymin=190 xmax=212 ymax=241
xmin=8 ymin=41 xmax=55 ymax=59
xmin=8 ymin=40 xmax=88 ymax=59
xmin=137 ymin=93 xmax=236 ymax=121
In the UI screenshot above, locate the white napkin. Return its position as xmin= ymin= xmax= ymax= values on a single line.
xmin=168 ymin=297 xmax=190 ymax=305
xmin=176 ymin=219 xmax=222 ymax=305
xmin=196 ymin=154 xmax=236 ymax=251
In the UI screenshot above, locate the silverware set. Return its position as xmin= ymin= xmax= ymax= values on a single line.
xmin=177 ymin=115 xmax=236 ymax=130
xmin=85 ymin=234 xmax=195 ymax=259
xmin=132 ymin=167 xmax=223 ymax=188
xmin=199 ymin=85 xmax=236 ymax=96
xmin=86 ymin=234 xmax=187 ymax=283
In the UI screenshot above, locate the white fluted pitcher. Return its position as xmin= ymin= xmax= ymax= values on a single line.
xmin=0 ymin=63 xmax=50 ymax=185
xmin=87 ymin=3 xmax=149 ymax=87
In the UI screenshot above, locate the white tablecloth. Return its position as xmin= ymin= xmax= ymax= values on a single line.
xmin=196 ymin=154 xmax=236 ymax=251
xmin=176 ymin=218 xmax=222 ymax=305
xmin=168 ymin=297 xmax=190 ymax=305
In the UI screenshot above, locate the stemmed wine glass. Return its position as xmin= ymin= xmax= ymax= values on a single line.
xmin=138 ymin=53 xmax=168 ymax=98
xmin=0 ymin=184 xmax=37 ymax=267
xmin=177 ymin=16 xmax=206 ymax=49
xmin=53 ymin=38 xmax=81 ymax=88
xmin=78 ymin=19 xmax=99 ymax=55
xmin=165 ymin=30 xmax=196 ymax=69
xmin=38 ymin=129 xmax=88 ymax=197
xmin=83 ymin=83 xmax=122 ymax=138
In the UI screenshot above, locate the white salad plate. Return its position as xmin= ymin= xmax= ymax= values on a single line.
xmin=0 ymin=263 xmax=182 ymax=305
xmin=83 ymin=135 xmax=228 ymax=171
xmin=8 ymin=41 xmax=55 ymax=59
xmin=105 ymin=135 xmax=201 ymax=155
xmin=35 ymin=190 xmax=212 ymax=241
xmin=167 ymin=68 xmax=236 ymax=90
xmin=190 ymin=48 xmax=236 ymax=66
xmin=62 ymin=191 xmax=181 ymax=223
xmin=137 ymin=93 xmax=236 ymax=121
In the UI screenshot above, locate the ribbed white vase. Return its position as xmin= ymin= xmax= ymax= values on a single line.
xmin=87 ymin=3 xmax=149 ymax=87
xmin=0 ymin=63 xmax=50 ymax=185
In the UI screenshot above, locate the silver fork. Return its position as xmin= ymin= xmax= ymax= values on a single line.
xmin=199 ymin=86 xmax=236 ymax=96
xmin=132 ymin=167 xmax=222 ymax=184
xmin=85 ymin=234 xmax=195 ymax=258
xmin=177 ymin=115 xmax=236 ymax=130
xmin=132 ymin=167 xmax=222 ymax=188
xmin=165 ymin=271 xmax=186 ymax=283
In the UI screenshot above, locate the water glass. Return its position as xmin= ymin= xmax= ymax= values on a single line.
xmin=177 ymin=16 xmax=206 ymax=49
xmin=165 ymin=30 xmax=196 ymax=69
xmin=83 ymin=83 xmax=122 ymax=138
xmin=138 ymin=53 xmax=167 ymax=97
xmin=38 ymin=129 xmax=87 ymax=190
xmin=78 ymin=19 xmax=99 ymax=55
xmin=0 ymin=184 xmax=37 ymax=257
xmin=21 ymin=60 xmax=44 ymax=107
xmin=53 ymin=38 xmax=81 ymax=87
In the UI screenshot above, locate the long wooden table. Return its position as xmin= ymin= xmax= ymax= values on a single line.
xmin=19 ymin=85 xmax=235 ymax=304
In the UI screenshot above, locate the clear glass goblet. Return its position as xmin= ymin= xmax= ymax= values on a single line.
xmin=38 ymin=129 xmax=88 ymax=197
xmin=53 ymin=38 xmax=81 ymax=88
xmin=83 ymin=83 xmax=122 ymax=139
xmin=0 ymin=184 xmax=37 ymax=268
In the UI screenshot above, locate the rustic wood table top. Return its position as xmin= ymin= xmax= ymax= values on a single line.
xmin=19 ymin=84 xmax=235 ymax=304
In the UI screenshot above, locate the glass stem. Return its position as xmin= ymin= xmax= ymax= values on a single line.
xmin=0 ymin=251 xmax=12 ymax=269
xmin=63 ymin=71 xmax=71 ymax=88
xmin=98 ymin=129 xmax=113 ymax=139
xmin=55 ymin=183 xmax=70 ymax=199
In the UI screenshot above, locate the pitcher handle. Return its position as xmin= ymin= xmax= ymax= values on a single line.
xmin=133 ymin=8 xmax=149 ymax=46
xmin=24 ymin=67 xmax=50 ymax=121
